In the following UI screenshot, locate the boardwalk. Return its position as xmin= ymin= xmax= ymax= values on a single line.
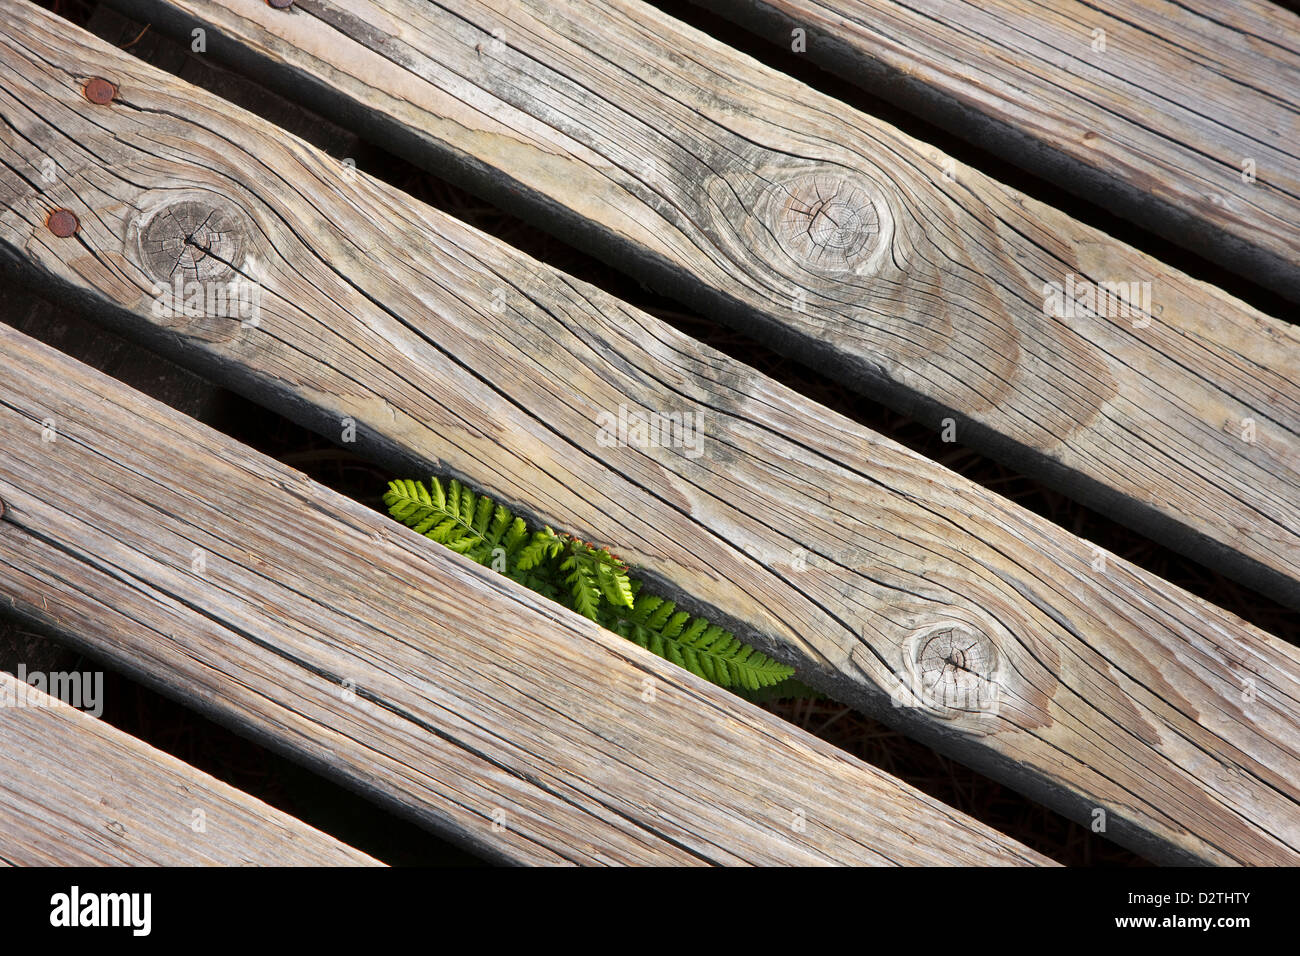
xmin=0 ymin=0 xmax=1296 ymax=866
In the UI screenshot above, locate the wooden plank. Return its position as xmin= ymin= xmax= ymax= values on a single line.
xmin=0 ymin=326 xmax=1048 ymax=867
xmin=694 ymin=0 xmax=1300 ymax=302
xmin=0 ymin=670 xmax=382 ymax=866
xmin=98 ymin=0 xmax=1300 ymax=608
xmin=1 ymin=0 xmax=1296 ymax=864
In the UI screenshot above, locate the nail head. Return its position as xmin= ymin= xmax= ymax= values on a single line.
xmin=268 ymin=0 xmax=293 ymax=8
xmin=83 ymin=77 xmax=118 ymax=105
xmin=47 ymin=208 xmax=80 ymax=238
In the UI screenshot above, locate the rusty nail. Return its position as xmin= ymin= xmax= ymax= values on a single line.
xmin=47 ymin=208 xmax=79 ymax=238
xmin=83 ymin=77 xmax=118 ymax=105
xmin=268 ymin=0 xmax=293 ymax=8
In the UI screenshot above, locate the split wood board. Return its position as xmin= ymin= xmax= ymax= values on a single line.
xmin=1 ymin=0 xmax=1297 ymax=864
xmin=101 ymin=0 xmax=1300 ymax=608
xmin=0 ymin=671 xmax=382 ymax=865
xmin=696 ymin=0 xmax=1300 ymax=301
xmin=0 ymin=324 xmax=1048 ymax=867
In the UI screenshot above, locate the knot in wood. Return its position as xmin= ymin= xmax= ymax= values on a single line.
xmin=137 ymin=199 xmax=246 ymax=284
xmin=771 ymin=173 xmax=881 ymax=272
xmin=910 ymin=621 xmax=1000 ymax=720
xmin=127 ymin=190 xmax=260 ymax=343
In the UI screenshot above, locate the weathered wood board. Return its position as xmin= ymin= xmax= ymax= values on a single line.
xmin=1 ymin=0 xmax=1297 ymax=864
xmin=101 ymin=0 xmax=1300 ymax=608
xmin=0 ymin=325 xmax=1049 ymax=867
xmin=696 ymin=0 xmax=1300 ymax=301
xmin=0 ymin=670 xmax=382 ymax=865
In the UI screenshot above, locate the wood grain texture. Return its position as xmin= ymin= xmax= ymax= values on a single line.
xmin=100 ymin=0 xmax=1300 ymax=608
xmin=696 ymin=0 xmax=1300 ymax=301
xmin=0 ymin=326 xmax=1048 ymax=867
xmin=0 ymin=671 xmax=382 ymax=865
xmin=1 ymin=0 xmax=1297 ymax=864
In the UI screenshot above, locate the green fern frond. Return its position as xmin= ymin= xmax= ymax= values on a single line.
xmin=516 ymin=526 xmax=562 ymax=571
xmin=384 ymin=476 xmax=804 ymax=699
xmin=386 ymin=478 xmax=542 ymax=569
xmin=599 ymin=592 xmax=794 ymax=691
xmin=561 ymin=554 xmax=604 ymax=621
xmin=595 ymin=558 xmax=634 ymax=608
